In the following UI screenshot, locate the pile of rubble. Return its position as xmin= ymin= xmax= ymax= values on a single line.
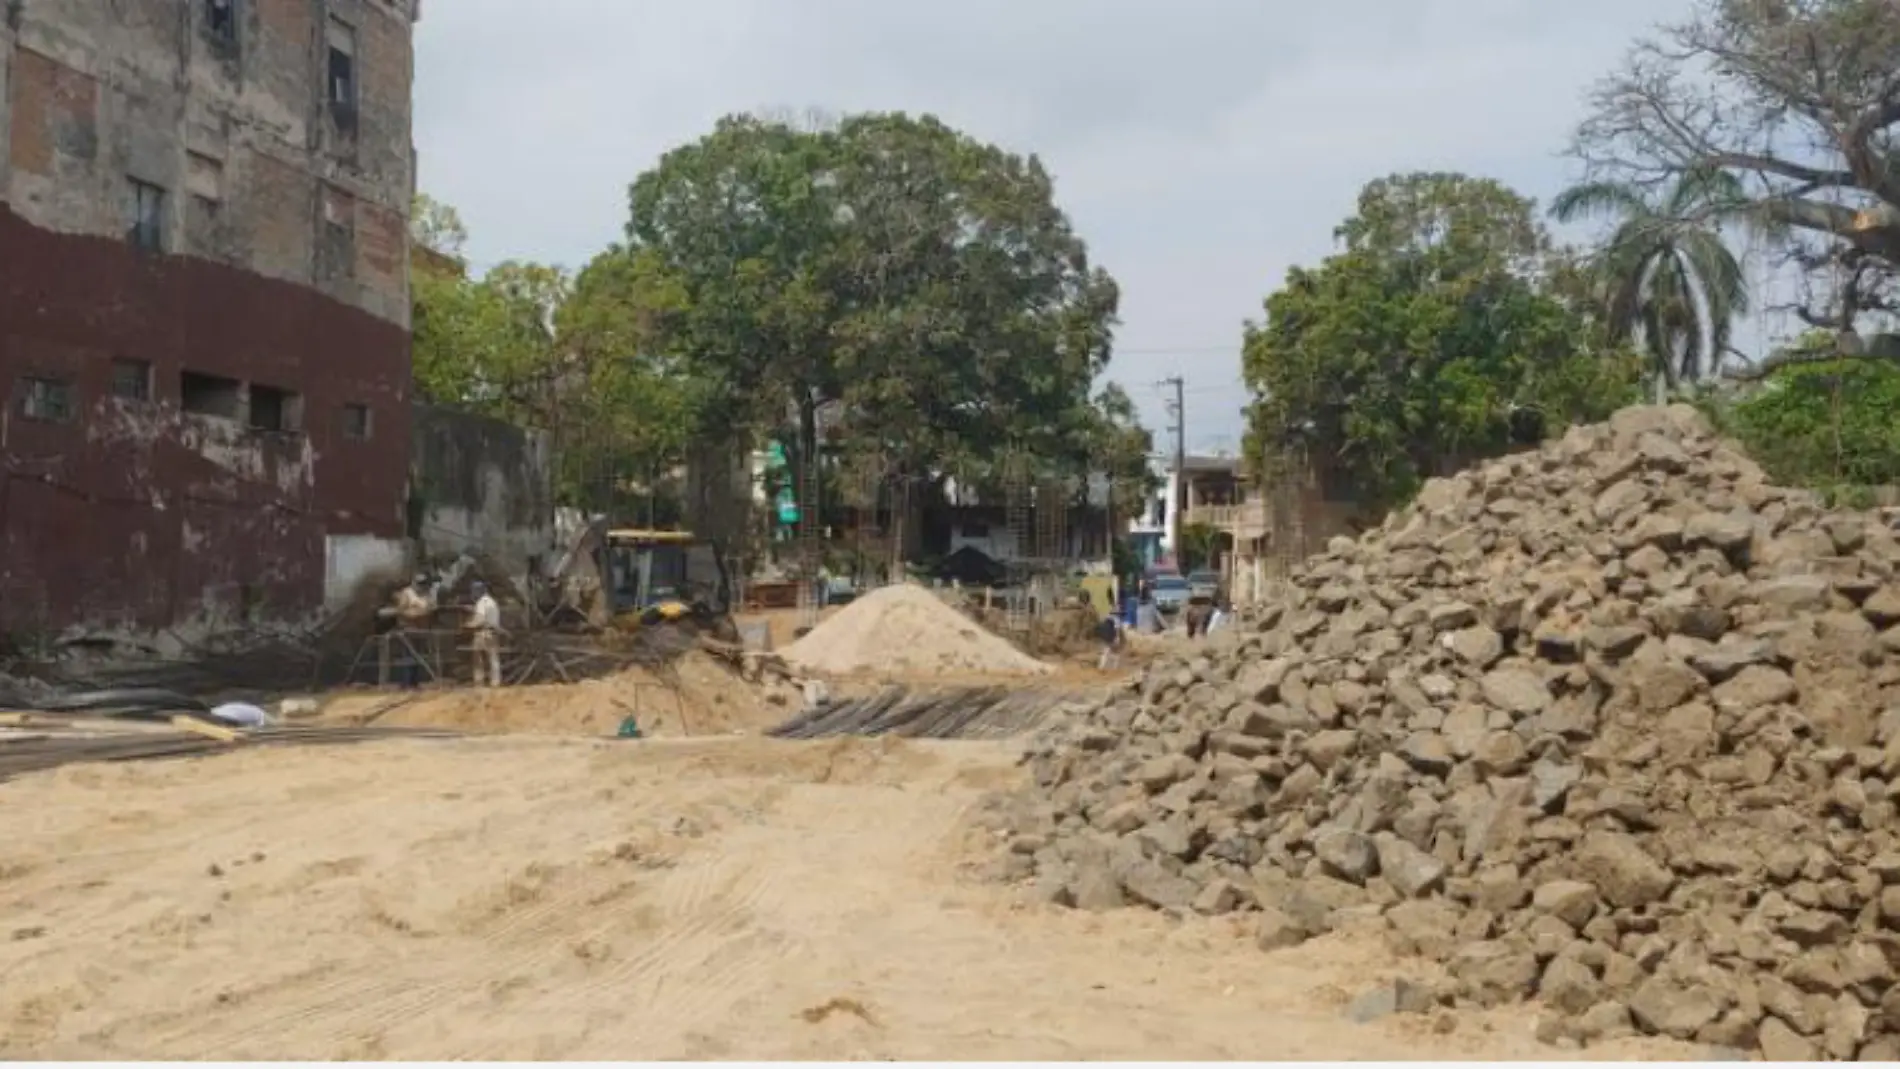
xmin=988 ymin=406 xmax=1900 ymax=1059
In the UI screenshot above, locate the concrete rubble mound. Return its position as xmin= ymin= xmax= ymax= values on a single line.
xmin=989 ymin=405 xmax=1900 ymax=1060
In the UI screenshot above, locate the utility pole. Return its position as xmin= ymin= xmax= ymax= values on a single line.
xmin=1159 ymin=376 xmax=1185 ymax=566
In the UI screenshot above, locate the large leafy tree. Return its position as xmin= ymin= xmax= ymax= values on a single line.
xmin=1573 ymin=0 xmax=1900 ymax=335
xmin=1242 ymin=173 xmax=1643 ymax=512
xmin=410 ymin=258 xmax=570 ymax=420
xmin=622 ymin=111 xmax=1123 ymax=491
xmin=409 ymin=197 xmax=703 ymax=514
xmin=1551 ymin=168 xmax=1752 ymax=392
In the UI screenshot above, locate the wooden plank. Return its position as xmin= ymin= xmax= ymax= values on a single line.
xmin=169 ymin=715 xmax=242 ymax=744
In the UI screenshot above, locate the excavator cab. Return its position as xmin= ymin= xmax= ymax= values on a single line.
xmin=601 ymin=529 xmax=732 ymax=632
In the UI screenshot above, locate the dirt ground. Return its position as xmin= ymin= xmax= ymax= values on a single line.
xmin=316 ymin=650 xmax=802 ymax=738
xmin=0 ymin=736 xmax=1692 ymax=1061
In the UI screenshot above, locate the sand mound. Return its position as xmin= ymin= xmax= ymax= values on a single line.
xmin=783 ymin=583 xmax=1052 ymax=678
xmin=322 ymin=651 xmax=797 ymax=737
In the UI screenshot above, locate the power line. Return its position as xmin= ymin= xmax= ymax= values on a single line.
xmin=1114 ymin=345 xmax=1242 ymax=355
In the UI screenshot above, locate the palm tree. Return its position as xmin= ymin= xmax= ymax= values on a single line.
xmin=1550 ymin=168 xmax=1751 ymax=398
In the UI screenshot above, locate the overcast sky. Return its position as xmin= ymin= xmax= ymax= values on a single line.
xmin=414 ymin=0 xmax=1701 ymax=454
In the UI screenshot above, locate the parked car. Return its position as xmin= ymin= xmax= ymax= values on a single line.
xmin=1150 ymin=574 xmax=1192 ymax=615
xmin=1186 ymin=570 xmax=1223 ymax=604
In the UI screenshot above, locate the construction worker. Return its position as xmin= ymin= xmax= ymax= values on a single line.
xmin=377 ymin=575 xmax=436 ymax=687
xmin=465 ymin=581 xmax=504 ymax=688
xmin=1184 ymin=598 xmax=1212 ymax=640
xmin=1095 ymin=611 xmax=1124 ymax=671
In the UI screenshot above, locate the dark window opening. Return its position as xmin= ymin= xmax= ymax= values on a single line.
xmin=248 ymin=383 xmax=304 ymax=433
xmin=129 ymin=179 xmax=165 ymax=253
xmin=16 ymin=377 xmax=75 ymax=423
xmin=342 ymin=402 xmax=373 ymax=440
xmin=110 ymin=358 xmax=152 ymax=401
xmin=328 ymin=48 xmax=353 ymax=106
xmin=205 ymin=0 xmax=236 ymax=44
xmin=180 ymin=370 xmax=242 ymax=420
xmin=326 ymin=19 xmax=357 ymax=124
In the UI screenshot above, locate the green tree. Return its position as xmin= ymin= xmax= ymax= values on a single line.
xmin=1572 ymin=0 xmax=1900 ymax=333
xmin=1080 ymin=383 xmax=1161 ymax=513
xmin=410 ymin=192 xmax=469 ymax=265
xmin=1708 ymin=334 xmax=1900 ymax=499
xmin=407 ymin=197 xmax=709 ymax=516
xmin=1242 ymin=172 xmax=1643 ymax=512
xmin=1175 ymin=522 xmax=1226 ymax=574
xmin=1551 ymin=169 xmax=1752 ymax=394
xmin=622 ymin=111 xmax=1123 ymax=492
xmin=552 ymin=246 xmax=710 ymax=516
xmin=410 ymin=259 xmax=570 ymax=421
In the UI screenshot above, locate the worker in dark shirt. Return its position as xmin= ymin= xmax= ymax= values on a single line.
xmin=1184 ymin=599 xmax=1212 ymax=639
xmin=1095 ymin=613 xmax=1124 ymax=670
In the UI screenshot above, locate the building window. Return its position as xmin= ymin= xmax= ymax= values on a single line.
xmin=326 ymin=18 xmax=357 ymax=119
xmin=129 ymin=179 xmax=165 ymax=252
xmin=110 ymin=358 xmax=152 ymax=402
xmin=180 ymin=370 xmax=242 ymax=419
xmin=16 ymin=376 xmax=75 ymax=423
xmin=342 ymin=402 xmax=373 ymax=440
xmin=318 ymin=184 xmax=357 ymax=280
xmin=205 ymin=0 xmax=236 ymax=45
xmin=248 ymin=383 xmax=304 ymax=433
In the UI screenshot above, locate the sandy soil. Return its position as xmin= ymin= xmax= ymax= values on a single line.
xmin=785 ymin=584 xmax=1051 ymax=678
xmin=0 ymin=736 xmax=1699 ymax=1061
xmin=732 ymin=606 xmax=841 ymax=653
xmin=316 ymin=651 xmax=800 ymax=738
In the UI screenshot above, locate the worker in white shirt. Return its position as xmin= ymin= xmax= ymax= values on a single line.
xmin=465 ymin=581 xmax=504 ymax=688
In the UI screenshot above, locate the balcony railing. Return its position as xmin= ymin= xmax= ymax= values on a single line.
xmin=1185 ymin=501 xmax=1268 ymax=537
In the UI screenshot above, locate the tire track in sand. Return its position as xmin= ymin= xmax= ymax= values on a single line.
xmin=159 ymin=795 xmax=677 ymax=1058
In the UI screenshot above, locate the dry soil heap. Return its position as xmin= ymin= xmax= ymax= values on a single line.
xmin=990 ymin=405 xmax=1900 ymax=1060
xmin=783 ymin=582 xmax=1052 ymax=678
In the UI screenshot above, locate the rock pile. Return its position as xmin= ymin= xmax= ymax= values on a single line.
xmin=988 ymin=406 xmax=1900 ymax=1059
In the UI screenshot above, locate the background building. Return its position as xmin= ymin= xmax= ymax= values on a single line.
xmin=0 ymin=0 xmax=418 ymax=647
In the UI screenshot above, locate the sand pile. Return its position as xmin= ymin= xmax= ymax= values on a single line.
xmin=784 ymin=583 xmax=1052 ymax=678
xmin=986 ymin=405 xmax=1900 ymax=1060
xmin=323 ymin=651 xmax=797 ymax=737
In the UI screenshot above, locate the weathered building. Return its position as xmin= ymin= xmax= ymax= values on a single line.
xmin=0 ymin=0 xmax=418 ymax=647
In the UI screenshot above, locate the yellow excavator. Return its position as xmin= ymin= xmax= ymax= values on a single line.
xmin=599 ymin=528 xmax=739 ymax=643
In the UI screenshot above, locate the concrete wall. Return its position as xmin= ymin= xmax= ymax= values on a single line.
xmin=0 ymin=0 xmax=417 ymax=645
xmin=410 ymin=405 xmax=554 ymax=589
xmin=323 ymin=530 xmax=407 ymax=613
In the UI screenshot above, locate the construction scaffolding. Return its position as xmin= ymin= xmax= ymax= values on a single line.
xmin=1261 ymin=438 xmax=1314 ymax=577
xmin=795 ymin=436 xmax=823 ymax=631
xmin=1003 ymin=449 xmax=1034 ymax=634
xmin=844 ymin=448 xmax=888 ymax=591
xmin=1035 ymin=477 xmax=1069 ymax=563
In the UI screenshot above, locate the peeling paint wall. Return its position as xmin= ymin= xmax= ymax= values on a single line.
xmin=0 ymin=0 xmax=418 ymax=645
xmin=323 ymin=531 xmax=406 ymax=613
xmin=410 ymin=405 xmax=554 ymax=591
